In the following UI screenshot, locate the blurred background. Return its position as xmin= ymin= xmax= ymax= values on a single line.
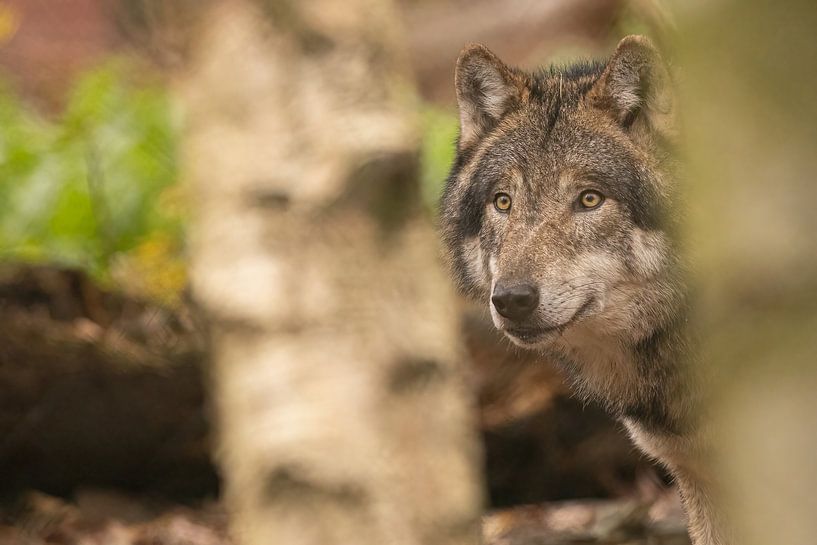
xmin=1 ymin=1 xmax=813 ymax=544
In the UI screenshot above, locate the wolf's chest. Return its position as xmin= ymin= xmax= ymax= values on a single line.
xmin=622 ymin=417 xmax=691 ymax=473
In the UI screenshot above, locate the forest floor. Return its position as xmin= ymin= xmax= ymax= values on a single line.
xmin=0 ymin=488 xmax=689 ymax=545
xmin=0 ymin=264 xmax=691 ymax=544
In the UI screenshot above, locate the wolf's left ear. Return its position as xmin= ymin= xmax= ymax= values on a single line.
xmin=455 ymin=44 xmax=527 ymax=149
xmin=589 ymin=36 xmax=675 ymax=144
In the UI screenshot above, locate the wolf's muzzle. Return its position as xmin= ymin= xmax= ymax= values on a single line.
xmin=491 ymin=283 xmax=539 ymax=322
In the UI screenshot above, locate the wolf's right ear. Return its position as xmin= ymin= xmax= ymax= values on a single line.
xmin=588 ymin=36 xmax=676 ymax=145
xmin=455 ymin=45 xmax=526 ymax=149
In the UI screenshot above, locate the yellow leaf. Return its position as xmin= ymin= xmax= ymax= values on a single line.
xmin=0 ymin=3 xmax=21 ymax=45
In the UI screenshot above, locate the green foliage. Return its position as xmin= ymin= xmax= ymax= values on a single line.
xmin=419 ymin=106 xmax=458 ymax=212
xmin=0 ymin=62 xmax=182 ymax=280
xmin=0 ymin=65 xmax=458 ymax=301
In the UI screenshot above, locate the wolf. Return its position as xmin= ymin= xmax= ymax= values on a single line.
xmin=440 ymin=36 xmax=725 ymax=545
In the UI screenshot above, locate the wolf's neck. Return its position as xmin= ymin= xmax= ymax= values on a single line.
xmin=553 ymin=304 xmax=694 ymax=435
xmin=554 ymin=300 xmax=724 ymax=544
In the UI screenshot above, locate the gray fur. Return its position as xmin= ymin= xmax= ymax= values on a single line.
xmin=440 ymin=37 xmax=723 ymax=544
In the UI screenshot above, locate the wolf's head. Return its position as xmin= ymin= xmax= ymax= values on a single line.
xmin=440 ymin=36 xmax=681 ymax=350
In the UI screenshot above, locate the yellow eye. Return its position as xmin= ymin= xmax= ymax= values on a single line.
xmin=579 ymin=190 xmax=604 ymax=210
xmin=494 ymin=192 xmax=512 ymax=212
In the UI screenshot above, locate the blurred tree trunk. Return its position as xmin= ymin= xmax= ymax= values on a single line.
xmin=181 ymin=1 xmax=483 ymax=545
xmin=676 ymin=1 xmax=817 ymax=543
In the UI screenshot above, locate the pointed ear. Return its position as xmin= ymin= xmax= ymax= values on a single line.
xmin=589 ymin=35 xmax=676 ymax=144
xmin=454 ymin=44 xmax=526 ymax=149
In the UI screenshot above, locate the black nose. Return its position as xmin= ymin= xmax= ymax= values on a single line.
xmin=491 ymin=283 xmax=539 ymax=321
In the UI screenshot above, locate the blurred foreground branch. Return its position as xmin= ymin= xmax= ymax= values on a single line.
xmin=676 ymin=1 xmax=817 ymax=543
